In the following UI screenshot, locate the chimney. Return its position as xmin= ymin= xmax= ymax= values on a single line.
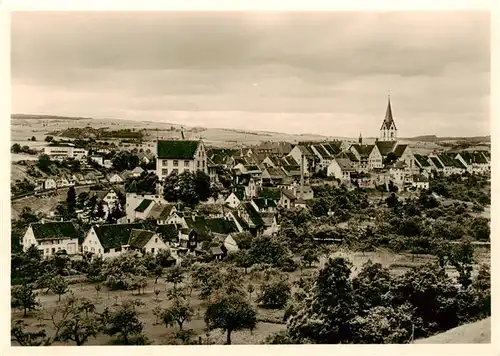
xmin=181 ymin=127 xmax=185 ymax=140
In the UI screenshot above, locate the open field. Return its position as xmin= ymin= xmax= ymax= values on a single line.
xmin=12 ymin=248 xmax=490 ymax=346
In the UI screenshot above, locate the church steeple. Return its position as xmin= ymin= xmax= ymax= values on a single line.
xmin=358 ymin=132 xmax=363 ymax=144
xmin=379 ymin=94 xmax=397 ymax=141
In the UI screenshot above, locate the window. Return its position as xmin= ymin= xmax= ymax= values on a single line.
xmin=197 ymin=161 xmax=200 ymax=168
xmin=84 ymin=246 xmax=88 ymax=251
xmin=162 ymin=160 xmax=168 ymax=166
xmin=91 ymin=247 xmax=95 ymax=252
xmin=58 ymin=247 xmax=61 ymax=250
xmin=151 ymin=248 xmax=155 ymax=254
xmin=155 ymin=238 xmax=158 ymax=243
xmin=162 ymin=168 xmax=168 ymax=176
xmin=104 ymin=248 xmax=110 ymax=253
xmin=173 ymin=160 xmax=178 ymax=167
xmin=99 ymin=249 xmax=101 ymax=253
xmin=184 ymin=160 xmax=190 ymax=167
xmin=45 ymin=248 xmax=49 ymax=253
xmin=51 ymin=248 xmax=55 ymax=253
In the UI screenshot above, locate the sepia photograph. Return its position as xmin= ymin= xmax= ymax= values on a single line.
xmin=9 ymin=9 xmax=491 ymax=347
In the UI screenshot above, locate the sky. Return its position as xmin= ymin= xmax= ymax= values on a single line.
xmin=11 ymin=11 xmax=490 ymax=137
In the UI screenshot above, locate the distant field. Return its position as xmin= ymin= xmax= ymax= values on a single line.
xmin=11 ymin=153 xmax=39 ymax=162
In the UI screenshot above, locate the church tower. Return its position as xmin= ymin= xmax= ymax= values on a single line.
xmin=379 ymin=95 xmax=397 ymax=141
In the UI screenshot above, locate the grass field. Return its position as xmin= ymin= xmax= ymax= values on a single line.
xmin=11 ymin=248 xmax=490 ymax=346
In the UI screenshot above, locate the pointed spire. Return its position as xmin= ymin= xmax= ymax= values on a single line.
xmin=381 ymin=94 xmax=397 ymax=130
xmin=359 ymin=132 xmax=363 ymax=144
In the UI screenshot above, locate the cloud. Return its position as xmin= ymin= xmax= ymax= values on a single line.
xmin=11 ymin=11 xmax=490 ymax=137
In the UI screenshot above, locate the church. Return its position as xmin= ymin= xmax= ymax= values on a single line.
xmin=349 ymin=96 xmax=417 ymax=173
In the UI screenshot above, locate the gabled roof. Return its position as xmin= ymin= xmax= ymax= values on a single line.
xmin=241 ymin=202 xmax=264 ymax=227
xmin=129 ymin=229 xmax=156 ymax=249
xmin=232 ymin=212 xmax=250 ymax=230
xmin=312 ymin=144 xmax=332 ymax=159
xmin=93 ymin=223 xmax=146 ymax=249
xmin=263 ymin=167 xmax=286 ymax=179
xmin=186 ymin=216 xmax=238 ymax=235
xmin=131 ymin=166 xmax=144 ymax=174
xmin=336 ymin=158 xmax=356 ymax=171
xmin=157 ymin=140 xmax=199 ymax=159
xmin=252 ymin=198 xmax=277 ymax=210
xmin=135 ymin=199 xmax=153 ymax=212
xmin=351 ymin=144 xmax=375 ymax=158
xmin=261 ymin=213 xmax=276 ymax=227
xmin=393 ymin=144 xmax=408 ymax=157
xmin=375 ymin=141 xmax=397 ymax=156
xmin=259 ymin=187 xmax=282 ymax=200
xmin=323 ymin=142 xmax=342 ymax=155
xmin=430 ymin=157 xmax=444 ymax=169
xmin=282 ymin=189 xmax=297 ymax=201
xmin=31 ymin=221 xmax=79 ymax=241
xmin=414 ymin=154 xmax=431 ymax=167
xmin=156 ymin=224 xmax=180 ymax=242
xmin=281 ymin=156 xmax=299 ymax=166
xmin=149 ymin=204 xmax=175 ymax=220
xmin=380 ymin=96 xmax=397 ymax=130
xmin=296 ymin=145 xmax=315 ymax=157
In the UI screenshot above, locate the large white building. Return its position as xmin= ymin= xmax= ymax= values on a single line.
xmin=43 ymin=143 xmax=88 ymax=160
xmin=22 ymin=221 xmax=80 ymax=257
xmin=156 ymin=140 xmax=208 ymax=180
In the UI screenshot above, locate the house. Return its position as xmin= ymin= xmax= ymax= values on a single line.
xmin=412 ymin=174 xmax=430 ymax=190
xmin=261 ymin=166 xmax=286 ymax=186
xmin=327 ymin=158 xmax=356 ymax=180
xmin=279 ymin=189 xmax=297 ymax=209
xmin=429 ymin=156 xmax=445 ymax=174
xmin=250 ymin=198 xmax=277 ymax=213
xmin=107 ymin=173 xmax=124 ymax=184
xmin=134 ymin=199 xmax=156 ymax=221
xmin=244 ymin=177 xmax=260 ymax=200
xmin=44 ymin=143 xmax=88 ymax=161
xmin=128 ymin=229 xmax=168 ymax=255
xmin=148 ymin=204 xmax=177 ymax=225
xmin=81 ymin=223 xmax=145 ymax=258
xmin=235 ymin=202 xmax=265 ymax=236
xmin=90 ymin=155 xmax=104 ymax=166
xmin=103 ymin=159 xmax=113 ymax=169
xmin=455 ymin=151 xmax=490 ymax=174
xmin=261 ymin=213 xmax=280 ymax=236
xmin=130 ymin=166 xmax=144 ymax=178
xmin=44 ymin=178 xmax=57 ymax=190
xmin=225 ymin=192 xmax=241 ymax=209
xmin=56 ymin=176 xmax=71 ymax=188
xmin=414 ymin=154 xmax=433 ymax=174
xmin=156 ymin=140 xmax=208 ymax=180
xmin=125 ymin=192 xmax=167 ymax=223
xmin=288 ymin=145 xmax=315 ymax=175
xmin=349 ymin=144 xmax=382 ymax=171
xmin=291 ymin=184 xmax=314 ymax=201
xmin=22 ymin=221 xmax=80 ymax=257
xmin=388 ymin=161 xmax=407 ymax=187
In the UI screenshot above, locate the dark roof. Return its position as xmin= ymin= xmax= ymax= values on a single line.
xmin=323 ymin=142 xmax=342 ymax=155
xmin=282 ymin=189 xmax=297 ymax=201
xmin=129 ymin=229 xmax=155 ymax=248
xmin=252 ymin=198 xmax=277 ymax=210
xmin=414 ymin=154 xmax=431 ymax=167
xmin=351 ymin=144 xmax=375 ymax=158
xmin=375 ymin=141 xmax=397 ymax=156
xmin=157 ymin=140 xmax=199 ymax=159
xmin=393 ymin=144 xmax=408 ymax=157
xmin=313 ymin=144 xmax=332 ymax=159
xmin=297 ymin=145 xmax=315 ymax=157
xmin=242 ymin=202 xmax=264 ymax=227
xmin=263 ymin=167 xmax=285 ymax=179
xmin=232 ymin=212 xmax=250 ymax=230
xmin=157 ymin=205 xmax=175 ymax=220
xmin=93 ymin=223 xmax=145 ymax=249
xmin=156 ymin=224 xmax=180 ymax=242
xmin=135 ymin=199 xmax=153 ymax=212
xmin=259 ymin=187 xmax=281 ymax=200
xmin=430 ymin=157 xmax=444 ymax=169
xmin=31 ymin=221 xmax=79 ymax=241
xmin=380 ymin=96 xmax=397 ymax=130
xmin=336 ymin=158 xmax=356 ymax=171
xmin=89 ymin=190 xmax=108 ymax=201
xmin=186 ymin=216 xmax=237 ymax=235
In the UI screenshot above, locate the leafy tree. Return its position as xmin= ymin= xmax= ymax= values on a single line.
xmin=231 ymin=232 xmax=253 ymax=250
xmin=301 ymin=248 xmax=320 ymax=268
xmin=385 ymin=193 xmax=399 ymax=208
xmin=66 ymin=186 xmax=77 ymax=212
xmin=95 ymin=201 xmax=106 ymax=220
xmin=204 ymin=293 xmax=257 ymax=345
xmin=102 ymin=304 xmax=144 ymax=345
xmin=352 ymin=260 xmax=393 ymax=311
xmin=231 ymin=249 xmax=253 ymax=274
xmin=165 ymin=265 xmax=185 ymax=290
xmin=50 ymin=296 xmax=100 ymax=345
xmin=257 ymin=278 xmax=291 ymax=309
xmin=161 ymin=294 xmax=194 ymax=330
xmin=50 ymin=275 xmax=69 ymax=301
xmin=248 ymin=236 xmax=294 ymax=268
xmin=37 ymin=154 xmax=52 ymax=173
xmin=12 ymin=283 xmax=40 ymax=317
xmin=12 ymin=143 xmax=23 ymax=153
xmin=194 ymin=171 xmax=211 ymax=201
xmin=287 ymin=257 xmax=356 ymax=343
xmin=447 ymin=240 xmax=475 ymax=289
xmin=11 ymin=320 xmax=49 ymax=346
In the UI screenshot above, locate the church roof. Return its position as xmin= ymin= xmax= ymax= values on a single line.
xmin=380 ymin=96 xmax=397 ymax=130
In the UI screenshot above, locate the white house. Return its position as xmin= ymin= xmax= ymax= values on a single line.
xmin=222 ymin=234 xmax=239 ymax=253
xmin=279 ymin=189 xmax=297 ymax=209
xmin=288 ymin=145 xmax=314 ymax=175
xmin=103 ymin=159 xmax=113 ymax=169
xmin=225 ymin=192 xmax=241 ymax=209
xmin=22 ymin=221 xmax=80 ymax=257
xmin=327 ymin=158 xmax=356 ymax=180
xmin=412 ymin=174 xmax=430 ymax=190
xmin=133 ymin=198 xmax=156 ymax=221
xmin=107 ymin=173 xmax=124 ymax=184
xmin=130 ymin=166 xmax=144 ymax=178
xmin=125 ymin=192 xmax=167 ymax=223
xmin=44 ymin=178 xmax=57 ymax=190
xmin=90 ymin=155 xmax=104 ymax=166
xmin=156 ymin=140 xmax=208 ymax=181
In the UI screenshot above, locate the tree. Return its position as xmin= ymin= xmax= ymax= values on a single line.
xmin=287 ymin=257 xmax=356 ymax=344
xmin=257 ymin=278 xmax=291 ymax=309
xmin=50 ymin=296 xmax=100 ymax=345
xmin=11 ymin=320 xmax=49 ymax=346
xmin=232 ymin=249 xmax=253 ymax=274
xmin=102 ymin=304 xmax=144 ymax=345
xmin=12 ymin=283 xmax=40 ymax=317
xmin=95 ymin=201 xmax=106 ymax=220
xmin=37 ymin=154 xmax=52 ymax=174
xmin=66 ymin=186 xmax=77 ymax=212
xmin=161 ymin=294 xmax=194 ymax=330
xmin=301 ymin=248 xmax=320 ymax=268
xmin=204 ymin=293 xmax=257 ymax=345
xmin=153 ymin=266 xmax=164 ymax=284
xmin=352 ymin=260 xmax=394 ymax=311
xmin=385 ymin=193 xmax=399 ymax=208
xmin=446 ymin=240 xmax=475 ymax=289
xmin=11 ymin=143 xmax=22 ymax=153
xmin=194 ymin=171 xmax=211 ymax=202
xmin=50 ymin=276 xmax=69 ymax=302
xmin=165 ymin=265 xmax=185 ymax=290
